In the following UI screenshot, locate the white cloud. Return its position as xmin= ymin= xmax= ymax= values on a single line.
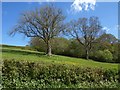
xmin=46 ymin=0 xmax=55 ymax=2
xmin=71 ymin=0 xmax=96 ymax=12
xmin=116 ymin=25 xmax=120 ymax=29
xmin=103 ymin=27 xmax=110 ymax=33
xmin=27 ymin=0 xmax=55 ymax=5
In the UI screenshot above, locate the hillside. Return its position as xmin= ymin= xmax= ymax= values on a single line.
xmin=1 ymin=44 xmax=119 ymax=88
xmin=1 ymin=45 xmax=118 ymax=70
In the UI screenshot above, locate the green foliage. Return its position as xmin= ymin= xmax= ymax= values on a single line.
xmin=30 ymin=37 xmax=70 ymax=55
xmin=91 ymin=49 xmax=113 ymax=63
xmin=2 ymin=59 xmax=118 ymax=88
xmin=66 ymin=39 xmax=85 ymax=58
xmin=97 ymin=33 xmax=117 ymax=44
xmin=24 ymin=45 xmax=33 ymax=50
xmin=1 ymin=44 xmax=25 ymax=50
xmin=91 ymin=34 xmax=118 ymax=63
xmin=30 ymin=37 xmax=46 ymax=52
xmin=51 ymin=38 xmax=70 ymax=55
xmin=30 ymin=36 xmax=119 ymax=63
xmin=30 ymin=38 xmax=85 ymax=58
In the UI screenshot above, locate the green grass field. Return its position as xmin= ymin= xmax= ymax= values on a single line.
xmin=1 ymin=45 xmax=118 ymax=70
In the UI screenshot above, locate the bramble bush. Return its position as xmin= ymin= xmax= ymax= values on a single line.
xmin=2 ymin=59 xmax=119 ymax=88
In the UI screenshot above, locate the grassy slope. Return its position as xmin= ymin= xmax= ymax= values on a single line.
xmin=1 ymin=45 xmax=118 ymax=70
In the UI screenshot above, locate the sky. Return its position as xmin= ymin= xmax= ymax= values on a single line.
xmin=1 ymin=2 xmax=118 ymax=46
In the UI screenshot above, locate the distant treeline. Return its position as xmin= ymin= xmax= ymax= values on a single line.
xmin=1 ymin=44 xmax=25 ymax=49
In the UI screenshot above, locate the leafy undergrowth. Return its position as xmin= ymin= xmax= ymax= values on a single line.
xmin=2 ymin=59 xmax=119 ymax=88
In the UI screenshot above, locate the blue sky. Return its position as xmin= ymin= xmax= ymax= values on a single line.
xmin=2 ymin=2 xmax=118 ymax=46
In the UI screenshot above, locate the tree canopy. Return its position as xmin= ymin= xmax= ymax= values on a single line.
xmin=10 ymin=5 xmax=66 ymax=56
xmin=66 ymin=16 xmax=104 ymax=59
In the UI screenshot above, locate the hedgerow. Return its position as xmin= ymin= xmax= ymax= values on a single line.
xmin=2 ymin=59 xmax=119 ymax=88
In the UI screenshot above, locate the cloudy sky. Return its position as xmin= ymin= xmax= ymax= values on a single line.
xmin=1 ymin=1 xmax=118 ymax=46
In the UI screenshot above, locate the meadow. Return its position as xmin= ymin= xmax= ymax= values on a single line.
xmin=1 ymin=45 xmax=118 ymax=70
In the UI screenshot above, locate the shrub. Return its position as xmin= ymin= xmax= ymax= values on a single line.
xmin=24 ymin=45 xmax=33 ymax=50
xmin=91 ymin=49 xmax=113 ymax=63
xmin=2 ymin=59 xmax=118 ymax=88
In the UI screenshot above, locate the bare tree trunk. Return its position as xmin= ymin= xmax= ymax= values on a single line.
xmin=46 ymin=41 xmax=52 ymax=56
xmin=85 ymin=48 xmax=89 ymax=60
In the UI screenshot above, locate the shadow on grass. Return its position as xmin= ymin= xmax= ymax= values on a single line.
xmin=2 ymin=48 xmax=46 ymax=57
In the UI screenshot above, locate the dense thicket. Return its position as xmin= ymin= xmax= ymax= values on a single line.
xmin=2 ymin=60 xmax=119 ymax=88
xmin=29 ymin=33 xmax=119 ymax=63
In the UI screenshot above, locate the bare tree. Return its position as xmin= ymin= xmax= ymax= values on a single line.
xmin=10 ymin=5 xmax=65 ymax=56
xmin=66 ymin=16 xmax=103 ymax=59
